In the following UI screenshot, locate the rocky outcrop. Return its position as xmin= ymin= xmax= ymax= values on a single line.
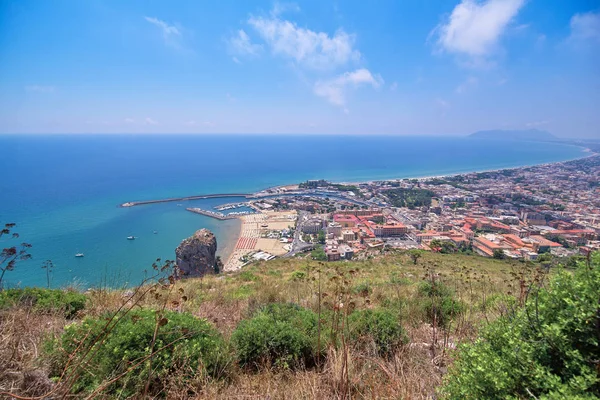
xmin=175 ymin=229 xmax=217 ymax=277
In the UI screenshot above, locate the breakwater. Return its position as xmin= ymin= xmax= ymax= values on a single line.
xmin=120 ymin=193 xmax=250 ymax=208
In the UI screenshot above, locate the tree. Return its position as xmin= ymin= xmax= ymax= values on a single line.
xmin=408 ymin=249 xmax=422 ymax=265
xmin=492 ymin=249 xmax=505 ymax=259
xmin=317 ymin=230 xmax=326 ymax=244
xmin=311 ymin=246 xmax=327 ymax=261
xmin=0 ymin=223 xmax=32 ymax=289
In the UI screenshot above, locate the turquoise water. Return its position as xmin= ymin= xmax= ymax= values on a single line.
xmin=0 ymin=134 xmax=587 ymax=288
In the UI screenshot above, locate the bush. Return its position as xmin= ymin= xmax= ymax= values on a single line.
xmin=422 ymin=296 xmax=465 ymax=328
xmin=441 ymin=253 xmax=600 ymax=399
xmin=0 ymin=287 xmax=86 ymax=318
xmin=46 ymin=309 xmax=228 ymax=396
xmin=348 ymin=309 xmax=408 ymax=357
xmin=418 ymin=281 xmax=464 ymax=328
xmin=418 ymin=281 xmax=451 ymax=298
xmin=232 ymin=303 xmax=319 ymax=369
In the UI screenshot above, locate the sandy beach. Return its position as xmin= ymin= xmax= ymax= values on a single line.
xmin=223 ymin=210 xmax=297 ymax=271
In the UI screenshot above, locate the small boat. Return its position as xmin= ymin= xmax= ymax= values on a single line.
xmin=153 ymin=230 xmax=158 ymax=234
xmin=75 ymin=253 xmax=84 ymax=258
xmin=127 ymin=236 xmax=136 ymax=240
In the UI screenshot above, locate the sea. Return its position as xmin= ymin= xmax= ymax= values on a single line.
xmin=0 ymin=134 xmax=587 ymax=288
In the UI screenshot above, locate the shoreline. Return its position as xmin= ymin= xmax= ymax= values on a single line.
xmin=216 ymin=150 xmax=597 ymax=270
xmin=119 ymin=149 xmax=597 ymax=209
xmin=336 ymin=148 xmax=597 ymax=186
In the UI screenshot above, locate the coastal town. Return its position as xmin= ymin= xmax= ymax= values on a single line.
xmin=209 ymin=154 xmax=600 ymax=269
xmin=119 ymin=153 xmax=600 ymax=270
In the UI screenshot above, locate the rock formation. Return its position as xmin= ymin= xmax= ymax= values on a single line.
xmin=175 ymin=229 xmax=217 ymax=277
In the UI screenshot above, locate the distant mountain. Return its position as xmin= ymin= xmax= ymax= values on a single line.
xmin=469 ymin=129 xmax=557 ymax=141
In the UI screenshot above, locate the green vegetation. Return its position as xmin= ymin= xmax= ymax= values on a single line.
xmin=3 ymin=248 xmax=599 ymax=399
xmin=311 ymin=245 xmax=327 ymax=261
xmin=441 ymin=254 xmax=600 ymax=399
xmin=232 ymin=303 xmax=320 ymax=369
xmin=384 ymin=188 xmax=435 ymax=209
xmin=348 ymin=309 xmax=407 ymax=357
xmin=298 ymin=180 xmax=361 ymax=197
xmin=317 ymin=229 xmax=326 ymax=244
xmin=47 ymin=309 xmax=228 ymax=397
xmin=0 ymin=287 xmax=86 ymax=318
xmin=430 ymin=239 xmax=458 ymax=254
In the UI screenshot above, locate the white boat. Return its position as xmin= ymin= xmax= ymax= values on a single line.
xmin=75 ymin=253 xmax=84 ymax=258
xmin=127 ymin=236 xmax=136 ymax=240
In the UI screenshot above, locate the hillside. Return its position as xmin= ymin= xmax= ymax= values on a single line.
xmin=0 ymin=251 xmax=598 ymax=399
xmin=469 ymin=129 xmax=557 ymax=141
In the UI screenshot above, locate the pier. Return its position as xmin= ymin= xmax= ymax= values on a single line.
xmin=215 ymin=202 xmax=249 ymax=211
xmin=186 ymin=207 xmax=237 ymax=220
xmin=120 ymin=193 xmax=250 ymax=208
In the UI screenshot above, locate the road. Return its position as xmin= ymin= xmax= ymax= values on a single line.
xmin=282 ymin=210 xmax=314 ymax=257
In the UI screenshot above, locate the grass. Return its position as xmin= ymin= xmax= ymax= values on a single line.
xmin=0 ymin=250 xmax=542 ymax=399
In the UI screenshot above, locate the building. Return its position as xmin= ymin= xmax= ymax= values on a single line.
xmin=342 ymin=230 xmax=356 ymax=242
xmin=339 ymin=244 xmax=354 ymax=260
xmin=326 ymin=248 xmax=341 ymax=262
xmin=521 ymin=211 xmax=546 ymax=226
xmin=333 ymin=214 xmax=359 ymax=228
xmin=372 ymin=223 xmax=408 ymax=237
xmin=473 ymin=237 xmax=511 ymax=257
xmin=327 ymin=222 xmax=342 ymax=237
xmin=302 ymin=218 xmax=325 ymax=234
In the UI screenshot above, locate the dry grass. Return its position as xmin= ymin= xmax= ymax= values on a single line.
xmin=0 ymin=308 xmax=66 ymax=397
xmin=0 ymin=250 xmax=535 ymax=399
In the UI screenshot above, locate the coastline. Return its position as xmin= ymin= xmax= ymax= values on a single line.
xmin=337 ymin=148 xmax=597 ymax=186
xmin=216 ymin=150 xmax=598 ymax=271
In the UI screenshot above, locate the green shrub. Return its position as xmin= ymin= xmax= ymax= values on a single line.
xmin=232 ymin=303 xmax=319 ymax=369
xmin=348 ymin=309 xmax=408 ymax=357
xmin=0 ymin=287 xmax=86 ymax=318
xmin=423 ymin=296 xmax=465 ymax=328
xmin=418 ymin=280 xmax=451 ymax=298
xmin=46 ymin=309 xmax=229 ymax=396
xmin=440 ymin=253 xmax=600 ymax=399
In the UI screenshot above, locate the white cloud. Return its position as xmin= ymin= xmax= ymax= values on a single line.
xmin=145 ymin=16 xmax=180 ymax=37
xmin=390 ymin=82 xmax=398 ymax=91
xmin=314 ymin=68 xmax=383 ymax=107
xmin=433 ymin=0 xmax=525 ymax=58
xmin=569 ymin=12 xmax=600 ymax=44
xmin=455 ymin=76 xmax=478 ymax=93
xmin=203 ymin=121 xmax=216 ymax=127
xmin=124 ymin=118 xmax=135 ymax=123
xmin=145 ymin=117 xmax=158 ymax=125
xmin=248 ymin=13 xmax=360 ymax=69
xmin=144 ymin=16 xmax=186 ymax=49
xmin=228 ymin=29 xmax=262 ymax=57
xmin=232 ymin=56 xmax=241 ymax=64
xmin=25 ymin=85 xmax=55 ymax=93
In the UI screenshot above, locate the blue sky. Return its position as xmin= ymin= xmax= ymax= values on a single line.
xmin=0 ymin=0 xmax=598 ymax=137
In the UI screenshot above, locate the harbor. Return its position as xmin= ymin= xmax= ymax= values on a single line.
xmin=186 ymin=207 xmax=255 ymax=220
xmin=186 ymin=207 xmax=237 ymax=220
